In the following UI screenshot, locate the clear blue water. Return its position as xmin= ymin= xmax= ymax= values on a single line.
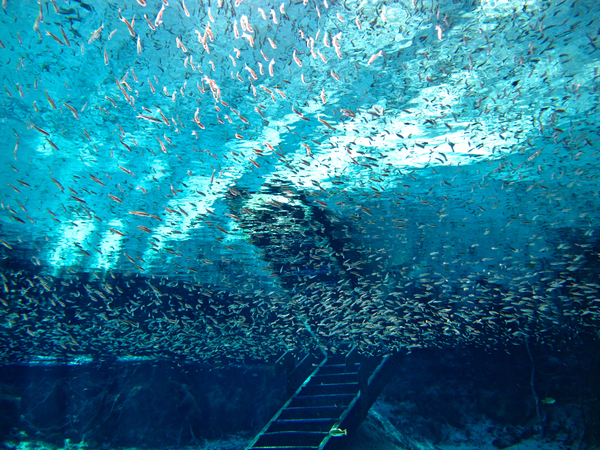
xmin=1 ymin=1 xmax=600 ymax=448
xmin=0 ymin=0 xmax=599 ymax=362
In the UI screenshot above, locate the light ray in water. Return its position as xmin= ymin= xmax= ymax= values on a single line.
xmin=0 ymin=0 xmax=598 ymax=364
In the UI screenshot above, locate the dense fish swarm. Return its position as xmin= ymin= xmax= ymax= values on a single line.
xmin=0 ymin=0 xmax=600 ymax=364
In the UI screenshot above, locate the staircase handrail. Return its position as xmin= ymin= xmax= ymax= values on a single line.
xmin=245 ymin=353 xmax=328 ymax=449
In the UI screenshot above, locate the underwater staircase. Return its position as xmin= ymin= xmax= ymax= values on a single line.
xmin=246 ymin=347 xmax=398 ymax=450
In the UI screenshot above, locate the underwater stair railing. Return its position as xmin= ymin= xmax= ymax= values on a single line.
xmin=276 ymin=349 xmax=325 ymax=397
xmin=316 ymin=351 xmax=396 ymax=450
xmin=246 ymin=347 xmax=328 ymax=450
xmin=246 ymin=347 xmax=398 ymax=450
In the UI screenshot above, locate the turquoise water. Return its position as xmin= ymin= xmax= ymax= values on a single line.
xmin=1 ymin=0 xmax=600 ymax=448
xmin=0 ymin=0 xmax=599 ymax=368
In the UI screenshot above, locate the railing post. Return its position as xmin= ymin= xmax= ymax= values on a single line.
xmin=358 ymin=355 xmax=369 ymax=419
xmin=345 ymin=345 xmax=359 ymax=373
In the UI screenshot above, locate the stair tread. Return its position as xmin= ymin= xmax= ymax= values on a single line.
xmin=249 ymin=352 xmax=397 ymax=450
xmin=295 ymin=393 xmax=355 ymax=398
xmin=276 ymin=418 xmax=336 ymax=423
xmin=250 ymin=447 xmax=319 ymax=449
xmin=263 ymin=430 xmax=327 ymax=435
xmin=315 ymin=371 xmax=358 ymax=377
xmin=282 ymin=409 xmax=345 ymax=415
xmin=301 ymin=384 xmax=360 ymax=396
xmin=282 ymin=405 xmax=343 ymax=412
xmin=279 ymin=406 xmax=347 ymax=419
xmin=254 ymin=431 xmax=325 ymax=447
xmin=291 ymin=396 xmax=354 ymax=405
xmin=268 ymin=417 xmax=337 ymax=433
xmin=317 ymin=364 xmax=360 ymax=375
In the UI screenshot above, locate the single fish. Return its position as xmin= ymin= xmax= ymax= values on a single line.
xmin=329 ymin=428 xmax=347 ymax=437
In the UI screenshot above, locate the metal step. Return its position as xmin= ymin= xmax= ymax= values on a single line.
xmin=278 ymin=406 xmax=347 ymax=420
xmin=290 ymin=394 xmax=355 ymax=408
xmin=251 ymin=447 xmax=319 ymax=450
xmin=254 ymin=431 xmax=327 ymax=447
xmin=317 ymin=363 xmax=360 ymax=375
xmin=268 ymin=418 xmax=337 ymax=432
xmin=301 ymin=382 xmax=359 ymax=396
xmin=246 ymin=349 xmax=399 ymax=450
xmin=311 ymin=372 xmax=359 ymax=384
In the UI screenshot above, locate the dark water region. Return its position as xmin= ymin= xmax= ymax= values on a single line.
xmin=372 ymin=344 xmax=600 ymax=450
xmin=1 ymin=343 xmax=599 ymax=450
xmin=0 ymin=360 xmax=286 ymax=449
xmin=1 ymin=0 xmax=600 ymax=447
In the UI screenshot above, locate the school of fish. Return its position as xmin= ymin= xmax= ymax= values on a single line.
xmin=0 ymin=0 xmax=599 ymax=364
